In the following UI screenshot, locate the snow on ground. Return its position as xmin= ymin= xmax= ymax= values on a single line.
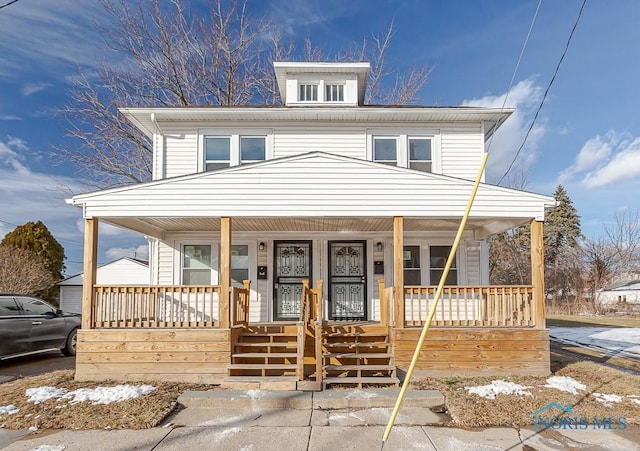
xmin=25 ymin=385 xmax=156 ymax=406
xmin=465 ymin=380 xmax=532 ymax=399
xmin=0 ymin=405 xmax=19 ymax=415
xmin=33 ymin=446 xmax=65 ymax=451
xmin=544 ymin=376 xmax=587 ymax=395
xmin=549 ymin=327 xmax=640 ymax=359
xmin=593 ymin=393 xmax=624 ymax=407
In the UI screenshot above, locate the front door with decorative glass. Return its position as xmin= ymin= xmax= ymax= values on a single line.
xmin=329 ymin=241 xmax=367 ymax=320
xmin=273 ymin=241 xmax=312 ymax=321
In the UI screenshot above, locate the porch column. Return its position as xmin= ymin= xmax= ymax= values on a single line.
xmin=393 ymin=216 xmax=405 ymax=328
xmin=530 ymin=219 xmax=545 ymax=329
xmin=219 ymin=217 xmax=232 ymax=328
xmin=81 ymin=218 xmax=98 ymax=330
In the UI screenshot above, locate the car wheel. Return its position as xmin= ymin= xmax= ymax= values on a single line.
xmin=62 ymin=328 xmax=78 ymax=356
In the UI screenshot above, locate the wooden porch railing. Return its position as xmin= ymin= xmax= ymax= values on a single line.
xmin=230 ymin=280 xmax=251 ymax=327
xmin=403 ymin=285 xmax=535 ymax=327
xmin=92 ymin=285 xmax=221 ymax=328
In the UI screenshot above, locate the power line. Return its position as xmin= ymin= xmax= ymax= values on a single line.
xmin=498 ymin=0 xmax=588 ymax=185
xmin=487 ymin=0 xmax=542 ymax=154
xmin=0 ymin=0 xmax=19 ymax=10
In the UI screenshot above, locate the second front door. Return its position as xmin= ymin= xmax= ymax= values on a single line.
xmin=328 ymin=241 xmax=367 ymax=321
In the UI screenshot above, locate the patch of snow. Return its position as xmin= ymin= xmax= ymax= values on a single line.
xmin=548 ymin=327 xmax=640 ymax=359
xmin=61 ymin=385 xmax=156 ymax=405
xmin=28 ymin=425 xmax=38 ymax=432
xmin=244 ymin=390 xmax=266 ymax=400
xmin=345 ymin=390 xmax=378 ymax=399
xmin=200 ymin=414 xmax=247 ymax=427
xmin=33 ymin=446 xmax=65 ymax=451
xmin=593 ymin=393 xmax=623 ymax=407
xmin=213 ymin=427 xmax=241 ymax=444
xmin=26 ymin=387 xmax=68 ymax=404
xmin=162 ymin=422 xmax=173 ymax=428
xmin=0 ymin=405 xmax=19 ymax=415
xmin=544 ymin=376 xmax=587 ymax=395
xmin=629 ymin=398 xmax=640 ymax=406
xmin=465 ymin=380 xmax=532 ymax=400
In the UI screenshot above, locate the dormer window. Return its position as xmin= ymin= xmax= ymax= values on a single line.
xmin=299 ymin=84 xmax=318 ymax=102
xmin=325 ymin=84 xmax=344 ymax=102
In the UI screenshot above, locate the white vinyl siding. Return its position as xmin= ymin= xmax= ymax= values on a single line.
xmin=273 ymin=128 xmax=366 ymax=159
xmin=440 ymin=123 xmax=484 ymax=180
xmin=157 ymin=241 xmax=175 ymax=284
xmin=163 ymin=130 xmax=199 ymax=178
xmin=465 ymin=241 xmax=482 ymax=285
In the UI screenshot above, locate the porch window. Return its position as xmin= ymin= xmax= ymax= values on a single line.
xmin=299 ymin=84 xmax=318 ymax=101
xmin=325 ymin=84 xmax=344 ymax=102
xmin=403 ymin=245 xmax=421 ymax=285
xmin=231 ymin=244 xmax=249 ymax=287
xmin=409 ymin=137 xmax=432 ymax=172
xmin=430 ymin=245 xmax=457 ymax=285
xmin=205 ymin=137 xmax=231 ymax=171
xmin=373 ymin=137 xmax=397 ymax=166
xmin=182 ymin=245 xmax=212 ymax=285
xmin=240 ymin=137 xmax=266 ymax=163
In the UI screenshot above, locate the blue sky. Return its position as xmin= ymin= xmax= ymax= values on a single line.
xmin=1 ymin=0 xmax=639 ymax=276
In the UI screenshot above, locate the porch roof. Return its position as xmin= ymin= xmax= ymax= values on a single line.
xmin=70 ymin=152 xmax=555 ymax=239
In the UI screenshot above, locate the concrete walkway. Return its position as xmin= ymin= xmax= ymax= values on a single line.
xmin=1 ymin=389 xmax=639 ymax=450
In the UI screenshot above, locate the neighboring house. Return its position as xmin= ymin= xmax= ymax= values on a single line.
xmin=597 ymin=280 xmax=640 ymax=307
xmin=58 ymin=258 xmax=149 ymax=313
xmin=69 ymin=62 xmax=556 ymax=388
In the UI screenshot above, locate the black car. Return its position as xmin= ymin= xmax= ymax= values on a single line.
xmin=0 ymin=294 xmax=81 ymax=359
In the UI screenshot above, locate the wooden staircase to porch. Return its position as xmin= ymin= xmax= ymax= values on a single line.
xmin=319 ymin=324 xmax=399 ymax=389
xmin=224 ymin=324 xmax=301 ymax=390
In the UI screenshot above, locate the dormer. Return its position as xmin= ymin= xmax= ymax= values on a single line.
xmin=273 ymin=61 xmax=370 ymax=107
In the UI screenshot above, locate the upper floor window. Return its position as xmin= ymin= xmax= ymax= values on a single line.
xmin=240 ymin=137 xmax=266 ymax=163
xmin=373 ymin=137 xmax=397 ymax=166
xmin=205 ymin=137 xmax=231 ymax=171
xmin=299 ymin=84 xmax=318 ymax=102
xmin=409 ymin=138 xmax=432 ymax=172
xmin=325 ymin=84 xmax=344 ymax=102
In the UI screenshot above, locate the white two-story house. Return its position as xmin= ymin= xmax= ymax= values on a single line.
xmin=70 ymin=62 xmax=555 ymax=388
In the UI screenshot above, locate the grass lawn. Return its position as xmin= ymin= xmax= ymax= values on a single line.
xmin=547 ymin=314 xmax=640 ymax=328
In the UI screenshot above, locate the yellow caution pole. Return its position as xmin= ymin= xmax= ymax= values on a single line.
xmin=381 ymin=151 xmax=490 ymax=447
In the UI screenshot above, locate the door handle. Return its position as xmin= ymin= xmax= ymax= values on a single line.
xmin=31 ymin=321 xmax=42 ymax=325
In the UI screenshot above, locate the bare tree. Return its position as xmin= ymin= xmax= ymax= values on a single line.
xmin=0 ymin=245 xmax=56 ymax=295
xmin=56 ymin=0 xmax=430 ymax=188
xmin=605 ymin=209 xmax=640 ymax=276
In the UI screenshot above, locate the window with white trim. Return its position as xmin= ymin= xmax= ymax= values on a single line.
xmin=403 ymin=245 xmax=421 ymax=285
xmin=299 ymin=84 xmax=318 ymax=101
xmin=325 ymin=84 xmax=344 ymax=102
xmin=429 ymin=245 xmax=457 ymax=285
xmin=182 ymin=245 xmax=212 ymax=285
xmin=205 ymin=137 xmax=231 ymax=171
xmin=240 ymin=136 xmax=266 ymax=163
xmin=373 ymin=137 xmax=397 ymax=166
xmin=231 ymin=245 xmax=249 ymax=287
xmin=409 ymin=137 xmax=432 ymax=172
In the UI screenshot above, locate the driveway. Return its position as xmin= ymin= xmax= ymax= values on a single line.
xmin=0 ymin=351 xmax=75 ymax=383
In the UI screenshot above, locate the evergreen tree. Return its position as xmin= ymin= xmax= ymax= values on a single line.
xmin=1 ymin=221 xmax=65 ymax=302
xmin=544 ymin=185 xmax=583 ymax=305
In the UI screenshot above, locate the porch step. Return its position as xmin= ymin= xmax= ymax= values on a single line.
xmin=228 ymin=364 xmax=297 ymax=370
xmin=220 ymin=376 xmax=299 ymax=391
xmin=324 ymin=342 xmax=390 ymax=349
xmin=240 ymin=333 xmax=298 ymax=338
xmin=235 ymin=342 xmax=296 ymax=348
xmin=324 ymin=364 xmax=395 ymax=372
xmin=322 ymin=376 xmax=400 ymax=387
xmin=232 ymin=353 xmax=298 ymax=359
xmin=323 ymin=353 xmax=393 ymax=359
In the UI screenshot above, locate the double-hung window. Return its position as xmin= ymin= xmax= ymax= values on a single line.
xmin=403 ymin=246 xmax=421 ymax=285
xmin=205 ymin=137 xmax=231 ymax=171
xmin=429 ymin=246 xmax=457 ymax=285
xmin=299 ymin=84 xmax=318 ymax=102
xmin=183 ymin=245 xmax=212 ymax=285
xmin=373 ymin=137 xmax=397 ymax=166
xmin=231 ymin=245 xmax=249 ymax=287
xmin=325 ymin=84 xmax=344 ymax=102
xmin=240 ymin=136 xmax=266 ymax=163
xmin=409 ymin=137 xmax=432 ymax=172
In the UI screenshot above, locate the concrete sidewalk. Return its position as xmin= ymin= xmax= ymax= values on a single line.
xmin=2 ymin=389 xmax=639 ymax=450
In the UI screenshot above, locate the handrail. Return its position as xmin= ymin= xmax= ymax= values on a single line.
xmin=230 ymin=280 xmax=251 ymax=327
xmin=403 ymin=285 xmax=535 ymax=327
xmin=92 ymin=285 xmax=222 ymax=328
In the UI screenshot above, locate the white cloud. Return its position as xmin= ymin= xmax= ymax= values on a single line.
xmin=105 ymin=245 xmax=149 ymax=262
xmin=0 ymin=114 xmax=21 ymax=121
xmin=21 ymin=82 xmax=51 ymax=96
xmin=462 ymin=78 xmax=546 ymax=183
xmin=0 ymin=136 xmax=30 ymax=174
xmin=560 ymin=131 xmax=640 ymax=189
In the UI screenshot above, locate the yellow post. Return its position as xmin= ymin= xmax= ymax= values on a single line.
xmin=393 ymin=216 xmax=404 ymax=328
xmin=530 ymin=220 xmax=545 ymax=329
xmin=219 ymin=217 xmax=231 ymax=328
xmin=382 ymin=152 xmax=489 ymax=446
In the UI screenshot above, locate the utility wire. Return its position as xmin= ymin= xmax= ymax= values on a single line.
xmin=0 ymin=0 xmax=19 ymax=10
xmin=498 ymin=0 xmax=587 ymax=185
xmin=486 ymin=0 xmax=542 ymax=154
